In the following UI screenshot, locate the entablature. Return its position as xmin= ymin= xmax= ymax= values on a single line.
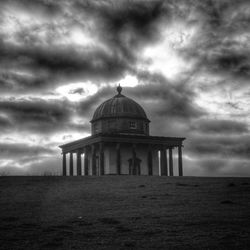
xmin=59 ymin=133 xmax=185 ymax=154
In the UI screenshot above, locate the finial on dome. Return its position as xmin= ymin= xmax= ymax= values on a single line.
xmin=117 ymin=84 xmax=122 ymax=95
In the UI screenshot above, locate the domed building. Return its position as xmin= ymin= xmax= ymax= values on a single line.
xmin=59 ymin=86 xmax=185 ymax=176
xmin=91 ymin=85 xmax=150 ymax=136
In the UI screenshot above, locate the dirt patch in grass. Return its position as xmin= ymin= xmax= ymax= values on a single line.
xmin=1 ymin=216 xmax=19 ymax=222
xmin=220 ymin=200 xmax=235 ymax=205
xmin=115 ymin=225 xmax=132 ymax=233
xmin=99 ymin=217 xmax=121 ymax=225
xmin=138 ymin=184 xmax=146 ymax=188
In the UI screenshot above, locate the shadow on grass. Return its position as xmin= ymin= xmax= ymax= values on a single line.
xmin=220 ymin=200 xmax=235 ymax=205
xmin=99 ymin=217 xmax=121 ymax=225
xmin=115 ymin=225 xmax=132 ymax=233
xmin=1 ymin=216 xmax=19 ymax=222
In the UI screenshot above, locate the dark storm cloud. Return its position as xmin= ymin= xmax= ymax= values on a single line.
xmin=0 ymin=116 xmax=12 ymax=129
xmin=0 ymin=143 xmax=54 ymax=157
xmin=198 ymin=52 xmax=250 ymax=80
xmin=75 ymin=0 xmax=166 ymax=55
xmin=0 ymin=43 xmax=129 ymax=90
xmin=187 ymin=135 xmax=250 ymax=160
xmin=0 ymin=70 xmax=54 ymax=93
xmin=0 ymin=98 xmax=73 ymax=133
xmin=128 ymin=73 xmax=205 ymax=119
xmin=0 ymin=97 xmax=92 ymax=135
xmin=0 ymin=0 xmax=62 ymax=15
xmin=181 ymin=0 xmax=250 ymax=80
xmin=191 ymin=119 xmax=249 ymax=134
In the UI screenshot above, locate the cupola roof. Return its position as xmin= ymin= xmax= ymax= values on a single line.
xmin=91 ymin=85 xmax=149 ymax=123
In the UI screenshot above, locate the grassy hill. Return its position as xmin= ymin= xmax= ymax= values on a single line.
xmin=0 ymin=176 xmax=250 ymax=249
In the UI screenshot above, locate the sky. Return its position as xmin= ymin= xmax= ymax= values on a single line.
xmin=0 ymin=0 xmax=249 ymax=176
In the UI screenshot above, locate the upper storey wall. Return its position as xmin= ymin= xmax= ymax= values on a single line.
xmin=91 ymin=117 xmax=149 ymax=136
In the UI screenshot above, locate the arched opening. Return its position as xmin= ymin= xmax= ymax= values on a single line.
xmin=128 ymin=157 xmax=141 ymax=175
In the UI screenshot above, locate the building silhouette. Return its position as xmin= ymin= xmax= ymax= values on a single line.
xmin=59 ymin=85 xmax=185 ymax=176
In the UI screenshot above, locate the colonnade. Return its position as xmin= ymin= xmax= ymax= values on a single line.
xmin=62 ymin=143 xmax=183 ymax=176
xmin=159 ymin=145 xmax=183 ymax=176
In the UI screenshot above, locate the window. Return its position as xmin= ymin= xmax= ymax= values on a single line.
xmin=129 ymin=121 xmax=136 ymax=129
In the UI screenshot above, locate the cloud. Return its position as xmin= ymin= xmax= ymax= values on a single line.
xmin=176 ymin=0 xmax=250 ymax=83
xmin=198 ymin=52 xmax=250 ymax=80
xmin=0 ymin=44 xmax=130 ymax=89
xmin=73 ymin=0 xmax=166 ymax=51
xmin=187 ymin=134 xmax=250 ymax=160
xmin=77 ymin=85 xmax=115 ymax=118
xmin=186 ymin=157 xmax=250 ymax=177
xmin=191 ymin=118 xmax=249 ymax=134
xmin=0 ymin=70 xmax=54 ymax=93
xmin=0 ymin=115 xmax=12 ymax=129
xmin=127 ymin=74 xmax=205 ymax=120
xmin=0 ymin=166 xmax=27 ymax=176
xmin=69 ymin=88 xmax=85 ymax=95
xmin=0 ymin=98 xmax=73 ymax=134
xmin=0 ymin=142 xmax=54 ymax=157
xmin=0 ymin=141 xmax=58 ymax=174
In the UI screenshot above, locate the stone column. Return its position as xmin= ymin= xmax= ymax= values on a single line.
xmin=84 ymin=147 xmax=89 ymax=176
xmin=77 ymin=150 xmax=82 ymax=176
xmin=62 ymin=152 xmax=67 ymax=176
xmin=69 ymin=152 xmax=74 ymax=176
xmin=147 ymin=145 xmax=153 ymax=175
xmin=169 ymin=147 xmax=173 ymax=176
xmin=178 ymin=145 xmax=183 ymax=176
xmin=91 ymin=144 xmax=96 ymax=175
xmin=116 ymin=143 xmax=121 ymax=175
xmin=132 ymin=144 xmax=136 ymax=175
xmin=160 ymin=146 xmax=168 ymax=176
xmin=99 ymin=142 xmax=104 ymax=175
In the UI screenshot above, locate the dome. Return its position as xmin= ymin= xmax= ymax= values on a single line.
xmin=91 ymin=86 xmax=149 ymax=122
xmin=90 ymin=85 xmax=150 ymax=136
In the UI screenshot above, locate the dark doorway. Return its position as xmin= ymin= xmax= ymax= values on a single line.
xmin=128 ymin=157 xmax=142 ymax=175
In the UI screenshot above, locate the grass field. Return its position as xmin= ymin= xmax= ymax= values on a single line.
xmin=0 ymin=176 xmax=250 ymax=249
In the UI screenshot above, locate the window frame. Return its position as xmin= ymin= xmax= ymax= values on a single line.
xmin=129 ymin=121 xmax=137 ymax=129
